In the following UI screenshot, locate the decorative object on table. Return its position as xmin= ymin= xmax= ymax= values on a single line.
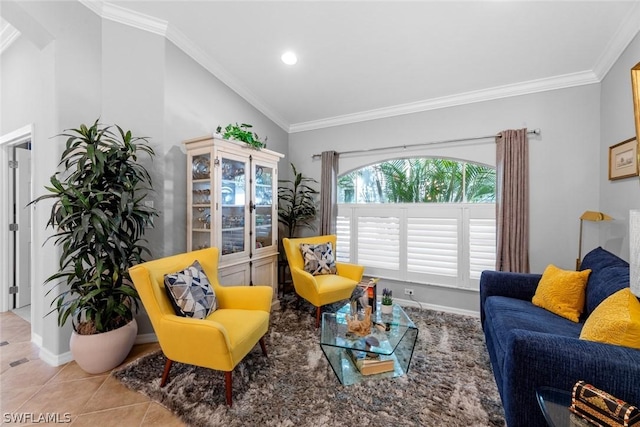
xmin=570 ymin=381 xmax=640 ymax=427
xmin=630 ymin=210 xmax=640 ymax=297
xmin=576 ymin=211 xmax=613 ymax=270
xmin=357 ymin=277 xmax=379 ymax=312
xmin=30 ymin=119 xmax=159 ymax=374
xmin=346 ymin=306 xmax=372 ymax=337
xmin=216 ymin=122 xmax=266 ymax=149
xmin=346 ymin=341 xmax=395 ymax=376
xmin=381 ymin=288 xmax=393 ymax=314
xmin=608 ymin=137 xmax=638 ymax=181
xmin=350 ymin=286 xmax=365 ymax=317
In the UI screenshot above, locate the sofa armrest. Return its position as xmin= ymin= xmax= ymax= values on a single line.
xmin=479 ymin=271 xmax=542 ymax=325
xmin=502 ymin=330 xmax=640 ymax=427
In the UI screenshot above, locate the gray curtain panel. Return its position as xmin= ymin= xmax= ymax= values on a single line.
xmin=320 ymin=151 xmax=339 ymax=235
xmin=495 ymin=128 xmax=530 ymax=273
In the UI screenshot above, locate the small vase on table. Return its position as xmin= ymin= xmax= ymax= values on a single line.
xmin=381 ymin=288 xmax=393 ymax=314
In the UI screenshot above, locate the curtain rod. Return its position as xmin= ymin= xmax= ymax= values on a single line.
xmin=311 ymin=128 xmax=541 ymax=159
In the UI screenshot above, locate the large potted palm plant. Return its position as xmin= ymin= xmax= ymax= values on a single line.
xmin=33 ymin=119 xmax=159 ymax=373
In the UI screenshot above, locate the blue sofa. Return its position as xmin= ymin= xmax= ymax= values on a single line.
xmin=480 ymin=247 xmax=640 ymax=427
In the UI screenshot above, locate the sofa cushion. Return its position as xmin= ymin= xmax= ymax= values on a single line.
xmin=585 ymin=266 xmax=630 ymax=316
xmin=484 ymin=296 xmax=583 ymax=370
xmin=580 ymin=246 xmax=628 ymax=272
xmin=532 ymin=264 xmax=591 ymax=322
xmin=580 ymin=288 xmax=640 ymax=350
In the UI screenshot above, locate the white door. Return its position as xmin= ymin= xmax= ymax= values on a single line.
xmin=13 ymin=144 xmax=31 ymax=308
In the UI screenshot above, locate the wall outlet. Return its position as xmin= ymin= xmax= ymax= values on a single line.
xmin=404 ymin=288 xmax=414 ymax=296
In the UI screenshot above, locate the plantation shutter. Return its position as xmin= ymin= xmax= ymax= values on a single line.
xmin=469 ymin=218 xmax=496 ymax=279
xmin=357 ymin=215 xmax=400 ymax=271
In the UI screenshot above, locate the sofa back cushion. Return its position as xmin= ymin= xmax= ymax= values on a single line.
xmin=585 ymin=266 xmax=630 ymax=315
xmin=580 ymin=247 xmax=630 ymax=316
xmin=580 ymin=247 xmax=628 ymax=272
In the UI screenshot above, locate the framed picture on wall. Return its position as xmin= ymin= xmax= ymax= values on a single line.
xmin=609 ymin=137 xmax=638 ymax=180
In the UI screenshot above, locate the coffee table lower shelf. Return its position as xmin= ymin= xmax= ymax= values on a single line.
xmin=320 ymin=303 xmax=418 ymax=386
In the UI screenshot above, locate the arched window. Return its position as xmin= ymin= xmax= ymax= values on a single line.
xmin=336 ymin=158 xmax=496 ymax=291
xmin=338 ymin=158 xmax=495 ymax=204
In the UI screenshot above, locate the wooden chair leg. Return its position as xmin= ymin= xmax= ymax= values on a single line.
xmin=316 ymin=306 xmax=322 ymax=328
xmin=160 ymin=358 xmax=173 ymax=387
xmin=259 ymin=337 xmax=268 ymax=357
xmin=225 ymin=371 xmax=233 ymax=407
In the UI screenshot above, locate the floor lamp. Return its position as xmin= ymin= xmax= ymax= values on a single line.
xmin=576 ymin=211 xmax=612 ymax=270
xmin=630 ymin=210 xmax=640 ymax=297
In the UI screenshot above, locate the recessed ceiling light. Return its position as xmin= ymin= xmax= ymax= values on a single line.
xmin=281 ymin=51 xmax=297 ymax=65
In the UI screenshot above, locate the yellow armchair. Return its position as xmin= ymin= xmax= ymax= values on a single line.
xmin=128 ymin=248 xmax=272 ymax=406
xmin=282 ymin=235 xmax=364 ymax=327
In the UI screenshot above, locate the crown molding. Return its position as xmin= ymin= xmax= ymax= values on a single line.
xmin=0 ymin=24 xmax=20 ymax=55
xmin=79 ymin=1 xmax=639 ymax=135
xmin=592 ymin=0 xmax=640 ymax=80
xmin=289 ymin=71 xmax=600 ymax=133
xmin=80 ymin=0 xmax=168 ymax=36
xmin=80 ymin=0 xmax=288 ymax=131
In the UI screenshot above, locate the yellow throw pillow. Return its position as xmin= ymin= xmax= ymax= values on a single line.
xmin=532 ymin=264 xmax=591 ymax=322
xmin=580 ymin=288 xmax=640 ymax=350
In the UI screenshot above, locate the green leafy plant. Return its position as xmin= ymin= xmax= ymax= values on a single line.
xmin=216 ymin=122 xmax=266 ymax=149
xmin=31 ymin=119 xmax=159 ymax=335
xmin=382 ymin=288 xmax=393 ymax=305
xmin=278 ymin=163 xmax=319 ymax=238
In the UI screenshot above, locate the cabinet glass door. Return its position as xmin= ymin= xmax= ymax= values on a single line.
xmin=253 ymin=163 xmax=275 ymax=251
xmin=220 ymin=154 xmax=248 ymax=256
xmin=191 ymin=153 xmax=212 ymax=251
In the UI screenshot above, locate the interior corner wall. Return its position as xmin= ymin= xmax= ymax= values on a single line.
xmin=1 ymin=0 xmax=102 ymax=360
xmin=289 ymin=84 xmax=602 ymax=275
xmin=599 ymin=31 xmax=640 ymax=261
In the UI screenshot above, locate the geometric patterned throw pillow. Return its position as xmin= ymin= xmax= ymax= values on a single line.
xmin=164 ymin=260 xmax=217 ymax=319
xmin=300 ymin=242 xmax=337 ymax=276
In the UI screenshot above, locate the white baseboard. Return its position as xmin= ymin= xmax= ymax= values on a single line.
xmin=38 ymin=346 xmax=73 ymax=367
xmin=395 ymin=297 xmax=480 ymax=318
xmin=135 ymin=333 xmax=158 ymax=344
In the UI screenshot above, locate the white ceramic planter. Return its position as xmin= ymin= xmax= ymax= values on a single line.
xmin=381 ymin=304 xmax=393 ymax=314
xmin=70 ymin=318 xmax=138 ymax=374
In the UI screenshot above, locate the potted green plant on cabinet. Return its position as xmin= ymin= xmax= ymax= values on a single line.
xmin=32 ymin=119 xmax=159 ymax=373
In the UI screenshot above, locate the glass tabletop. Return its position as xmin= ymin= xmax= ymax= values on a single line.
xmin=320 ymin=302 xmax=418 ymax=385
xmin=536 ymin=386 xmax=573 ymax=427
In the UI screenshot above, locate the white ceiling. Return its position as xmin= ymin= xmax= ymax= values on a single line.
xmin=71 ymin=1 xmax=640 ymax=132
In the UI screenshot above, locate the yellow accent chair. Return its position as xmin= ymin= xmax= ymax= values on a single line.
xmin=282 ymin=235 xmax=365 ymax=328
xmin=128 ymin=247 xmax=272 ymax=407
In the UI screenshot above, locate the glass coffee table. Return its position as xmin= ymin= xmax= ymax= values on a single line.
xmin=320 ymin=302 xmax=418 ymax=385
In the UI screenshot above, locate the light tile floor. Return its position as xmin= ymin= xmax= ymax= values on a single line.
xmin=0 ymin=311 xmax=185 ymax=426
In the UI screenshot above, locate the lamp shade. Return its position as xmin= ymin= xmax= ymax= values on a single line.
xmin=630 ymin=210 xmax=640 ymax=297
xmin=580 ymin=211 xmax=613 ymax=222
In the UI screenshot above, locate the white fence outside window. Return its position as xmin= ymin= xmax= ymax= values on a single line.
xmin=336 ymin=203 xmax=496 ymax=291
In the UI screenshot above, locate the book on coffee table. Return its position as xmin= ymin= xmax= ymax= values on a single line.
xmin=347 ymin=348 xmax=394 ymax=375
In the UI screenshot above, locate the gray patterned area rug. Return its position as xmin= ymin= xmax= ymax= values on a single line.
xmin=113 ymin=298 xmax=505 ymax=427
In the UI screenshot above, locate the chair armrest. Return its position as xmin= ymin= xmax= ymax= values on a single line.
xmin=502 ymin=330 xmax=640 ymax=427
xmin=215 ymin=285 xmax=273 ymax=313
xmin=336 ymin=262 xmax=365 ymax=282
xmin=480 ymin=270 xmax=542 ymax=325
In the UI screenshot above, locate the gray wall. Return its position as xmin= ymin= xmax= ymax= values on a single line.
xmin=600 ymin=32 xmax=640 ymax=259
xmin=289 ymin=85 xmax=602 ymax=275
xmin=1 ymin=1 xmax=287 ymax=359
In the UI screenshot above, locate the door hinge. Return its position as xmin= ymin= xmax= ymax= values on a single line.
xmin=9 ymin=223 xmax=18 ymax=231
xmin=8 ymin=160 xmax=18 ymax=169
xmin=9 ymin=286 xmax=18 ymax=295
